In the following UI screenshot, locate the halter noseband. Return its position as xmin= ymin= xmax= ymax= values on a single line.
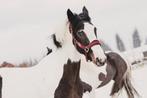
xmin=74 ymin=39 xmax=101 ymax=53
xmin=69 ymin=23 xmax=101 ymax=53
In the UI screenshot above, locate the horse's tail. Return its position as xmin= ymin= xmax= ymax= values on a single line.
xmin=123 ymin=66 xmax=140 ymax=98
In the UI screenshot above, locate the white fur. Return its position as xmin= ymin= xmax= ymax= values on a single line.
xmin=80 ymin=58 xmax=107 ymax=98
xmin=0 ymin=39 xmax=82 ymax=98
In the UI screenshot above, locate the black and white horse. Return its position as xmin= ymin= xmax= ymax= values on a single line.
xmin=0 ymin=6 xmax=107 ymax=98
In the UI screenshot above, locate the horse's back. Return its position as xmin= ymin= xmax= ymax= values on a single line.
xmin=98 ymin=51 xmax=128 ymax=88
xmin=106 ymin=51 xmax=127 ymax=75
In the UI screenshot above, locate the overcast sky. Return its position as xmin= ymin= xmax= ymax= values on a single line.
xmin=0 ymin=0 xmax=147 ymax=51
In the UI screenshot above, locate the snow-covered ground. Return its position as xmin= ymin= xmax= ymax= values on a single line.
xmin=0 ymin=45 xmax=147 ymax=98
xmin=0 ymin=55 xmax=147 ymax=98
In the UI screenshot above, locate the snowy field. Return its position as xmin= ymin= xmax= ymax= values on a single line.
xmin=0 ymin=56 xmax=147 ymax=98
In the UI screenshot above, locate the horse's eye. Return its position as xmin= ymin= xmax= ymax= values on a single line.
xmin=78 ymin=31 xmax=84 ymax=36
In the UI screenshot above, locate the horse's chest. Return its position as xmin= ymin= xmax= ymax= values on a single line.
xmin=80 ymin=62 xmax=107 ymax=88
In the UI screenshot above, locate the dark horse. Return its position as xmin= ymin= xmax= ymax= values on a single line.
xmin=54 ymin=59 xmax=92 ymax=98
xmin=98 ymin=51 xmax=140 ymax=98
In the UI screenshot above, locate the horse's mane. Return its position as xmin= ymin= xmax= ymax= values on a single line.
xmin=54 ymin=19 xmax=71 ymax=45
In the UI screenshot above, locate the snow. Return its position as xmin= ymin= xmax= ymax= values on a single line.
xmin=122 ymin=45 xmax=147 ymax=65
xmin=0 ymin=57 xmax=147 ymax=98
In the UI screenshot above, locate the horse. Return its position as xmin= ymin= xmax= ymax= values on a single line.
xmin=0 ymin=6 xmax=107 ymax=98
xmin=54 ymin=59 xmax=92 ymax=98
xmin=97 ymin=51 xmax=140 ymax=98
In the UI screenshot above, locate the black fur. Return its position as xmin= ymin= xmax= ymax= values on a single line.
xmin=52 ymin=34 xmax=62 ymax=48
xmin=54 ymin=59 xmax=92 ymax=98
xmin=79 ymin=6 xmax=91 ymax=23
xmin=46 ymin=47 xmax=52 ymax=55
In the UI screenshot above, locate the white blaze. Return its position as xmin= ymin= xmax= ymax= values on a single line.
xmin=83 ymin=23 xmax=106 ymax=63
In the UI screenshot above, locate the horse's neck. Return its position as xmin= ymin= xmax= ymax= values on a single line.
xmin=55 ymin=21 xmax=71 ymax=45
xmin=48 ymin=21 xmax=82 ymax=61
xmin=36 ymin=22 xmax=82 ymax=71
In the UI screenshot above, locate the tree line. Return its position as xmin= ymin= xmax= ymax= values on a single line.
xmin=101 ymin=29 xmax=147 ymax=52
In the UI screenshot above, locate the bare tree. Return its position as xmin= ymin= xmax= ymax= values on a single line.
xmin=132 ymin=29 xmax=141 ymax=48
xmin=115 ymin=33 xmax=126 ymax=52
xmin=145 ymin=38 xmax=147 ymax=45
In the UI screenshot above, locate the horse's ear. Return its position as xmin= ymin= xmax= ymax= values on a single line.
xmin=67 ymin=9 xmax=75 ymax=22
xmin=82 ymin=6 xmax=89 ymax=15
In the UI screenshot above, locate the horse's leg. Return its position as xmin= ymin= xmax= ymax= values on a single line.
xmin=110 ymin=79 xmax=124 ymax=97
xmin=81 ymin=81 xmax=92 ymax=93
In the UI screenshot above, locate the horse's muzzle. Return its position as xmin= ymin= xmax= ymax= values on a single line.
xmin=91 ymin=55 xmax=106 ymax=66
xmin=95 ymin=57 xmax=106 ymax=66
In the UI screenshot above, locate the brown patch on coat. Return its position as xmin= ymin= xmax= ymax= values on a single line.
xmin=54 ymin=59 xmax=92 ymax=98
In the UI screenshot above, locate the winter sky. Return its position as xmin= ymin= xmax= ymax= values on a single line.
xmin=0 ymin=0 xmax=147 ymax=51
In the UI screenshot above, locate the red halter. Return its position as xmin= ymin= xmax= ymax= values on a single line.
xmin=69 ymin=23 xmax=101 ymax=53
xmin=74 ymin=38 xmax=101 ymax=53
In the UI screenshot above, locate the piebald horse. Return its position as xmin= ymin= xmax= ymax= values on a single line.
xmin=0 ymin=7 xmax=106 ymax=98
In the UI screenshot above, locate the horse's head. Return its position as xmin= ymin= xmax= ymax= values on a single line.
xmin=67 ymin=6 xmax=106 ymax=66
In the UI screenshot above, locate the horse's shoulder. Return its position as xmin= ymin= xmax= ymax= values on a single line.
xmin=106 ymin=51 xmax=123 ymax=60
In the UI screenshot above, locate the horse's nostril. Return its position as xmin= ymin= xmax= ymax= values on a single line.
xmin=96 ymin=58 xmax=99 ymax=62
xmin=95 ymin=58 xmax=106 ymax=66
xmin=101 ymin=62 xmax=105 ymax=65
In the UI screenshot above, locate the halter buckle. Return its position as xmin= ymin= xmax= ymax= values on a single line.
xmin=84 ymin=47 xmax=89 ymax=53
